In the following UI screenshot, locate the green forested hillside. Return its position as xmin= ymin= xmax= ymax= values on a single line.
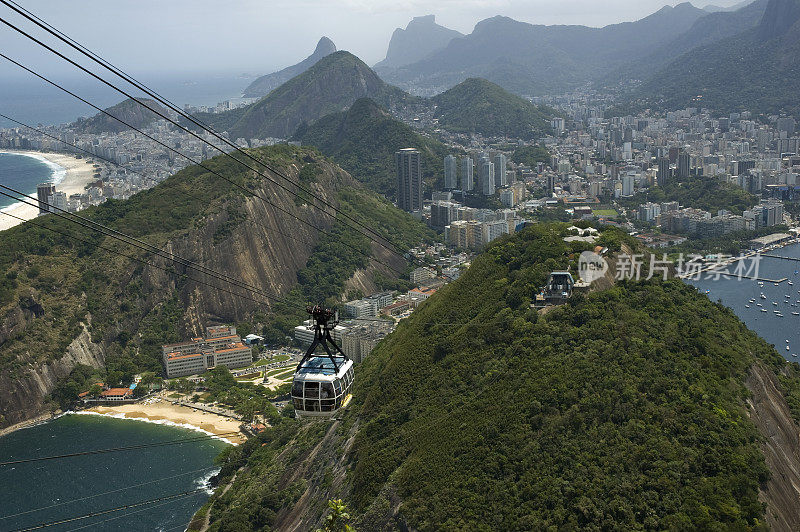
xmin=620 ymin=0 xmax=800 ymax=118
xmin=204 ymin=223 xmax=800 ymax=530
xmin=512 ymin=144 xmax=551 ymax=168
xmin=292 ymin=98 xmax=451 ymax=197
xmin=0 ymin=145 xmax=431 ymax=424
xmin=70 ymin=98 xmax=169 ymax=134
xmin=431 ymin=78 xmax=554 ymax=139
xmin=618 ymin=176 xmax=759 ymax=215
xmin=197 ymin=52 xmax=415 ymax=140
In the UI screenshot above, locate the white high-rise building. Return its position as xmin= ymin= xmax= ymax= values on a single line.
xmin=621 ymin=175 xmax=634 ymax=197
xmin=444 ymin=155 xmax=458 ymax=190
xmin=48 ymin=192 xmax=67 ymax=213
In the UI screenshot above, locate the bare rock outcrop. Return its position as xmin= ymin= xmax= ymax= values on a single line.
xmin=0 ymin=322 xmax=103 ymax=425
xmin=745 ymin=362 xmax=800 ymax=531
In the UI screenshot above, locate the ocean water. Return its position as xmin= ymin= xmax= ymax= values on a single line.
xmin=0 ymin=152 xmax=63 ymax=211
xmin=0 ymin=414 xmax=228 ymax=531
xmin=0 ymin=72 xmax=255 ymax=129
xmin=688 ymin=241 xmax=800 ymax=359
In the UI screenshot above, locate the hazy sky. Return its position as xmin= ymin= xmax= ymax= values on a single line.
xmin=0 ymin=0 xmax=746 ymax=81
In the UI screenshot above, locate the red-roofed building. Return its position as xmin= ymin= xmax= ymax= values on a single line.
xmin=161 ymin=326 xmax=252 ymax=378
xmin=100 ymin=388 xmax=133 ymax=401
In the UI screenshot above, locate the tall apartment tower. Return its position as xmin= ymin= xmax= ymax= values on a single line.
xmin=36 ymin=183 xmax=56 ymax=215
xmin=396 ymin=148 xmax=422 ymax=213
xmin=656 ymin=157 xmax=671 ymax=187
xmin=444 ymin=155 xmax=458 ymax=190
xmin=461 ymin=156 xmax=474 ymax=192
xmin=494 ymin=153 xmax=508 ymax=187
xmin=481 ymin=160 xmax=495 ymax=196
xmin=677 ymin=150 xmax=690 ymax=180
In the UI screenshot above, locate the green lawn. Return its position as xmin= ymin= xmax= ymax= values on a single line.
xmin=269 ymin=368 xmax=295 ymax=380
xmin=242 ymin=353 xmax=291 ymax=370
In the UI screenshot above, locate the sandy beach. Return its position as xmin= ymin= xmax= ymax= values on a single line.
xmin=0 ymin=150 xmax=96 ymax=232
xmin=85 ymin=398 xmax=246 ymax=445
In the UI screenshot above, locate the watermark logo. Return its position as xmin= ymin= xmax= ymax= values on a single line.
xmin=578 ymin=251 xmax=609 ymax=284
xmin=610 ymin=253 xmax=762 ymax=282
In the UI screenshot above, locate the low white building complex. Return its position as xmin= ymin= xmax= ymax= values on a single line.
xmin=162 ymin=325 xmax=252 ymax=378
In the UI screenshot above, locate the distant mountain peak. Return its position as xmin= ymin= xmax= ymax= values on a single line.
xmin=210 ymin=50 xmax=412 ymax=140
xmin=242 ymin=36 xmax=337 ymax=98
xmin=314 ymin=36 xmax=336 ymax=53
xmin=758 ymin=0 xmax=800 ymax=39
xmin=375 ymin=14 xmax=463 ymax=70
xmin=70 ymin=98 xmax=167 ymax=134
xmin=409 ymin=14 xmax=436 ymax=25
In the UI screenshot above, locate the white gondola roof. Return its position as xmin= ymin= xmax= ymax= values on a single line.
xmin=295 ymin=355 xmax=352 ymax=380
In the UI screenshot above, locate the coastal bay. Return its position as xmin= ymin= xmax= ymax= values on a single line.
xmin=0 ymin=150 xmax=96 ymax=231
xmin=85 ymin=397 xmax=246 ymax=445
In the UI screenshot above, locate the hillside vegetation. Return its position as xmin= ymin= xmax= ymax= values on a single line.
xmin=243 ymin=37 xmax=337 ymax=99
xmin=619 ymin=176 xmax=759 ymax=215
xmin=70 ymin=98 xmax=168 ymax=134
xmin=0 ymin=145 xmax=430 ymax=426
xmin=201 ymin=223 xmax=800 ymax=530
xmin=432 ymin=78 xmax=554 ymax=139
xmin=198 ymin=52 xmax=415 ymax=140
xmin=621 ymin=0 xmax=800 ymax=118
xmin=292 ymin=98 xmax=451 ymax=197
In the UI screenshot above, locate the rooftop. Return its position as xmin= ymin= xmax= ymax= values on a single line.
xmin=297 ymin=355 xmax=350 ymax=377
xmin=100 ymin=388 xmax=132 ymax=397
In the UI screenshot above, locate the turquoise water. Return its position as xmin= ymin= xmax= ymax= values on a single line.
xmin=688 ymin=241 xmax=800 ymax=359
xmin=0 ymin=152 xmax=59 ymax=210
xmin=0 ymin=414 xmax=227 ymax=531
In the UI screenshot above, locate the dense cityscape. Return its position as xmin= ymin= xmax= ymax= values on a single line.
xmin=4 ymin=1 xmax=800 ymax=530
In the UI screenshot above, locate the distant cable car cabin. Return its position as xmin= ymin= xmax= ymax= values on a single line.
xmin=291 ymin=306 xmax=354 ymax=418
xmin=535 ymin=271 xmax=575 ymax=307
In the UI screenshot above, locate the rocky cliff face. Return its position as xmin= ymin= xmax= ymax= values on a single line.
xmin=0 ymin=322 xmax=104 ymax=425
xmin=0 ymin=148 xmax=407 ymax=428
xmin=374 ymin=15 xmax=463 ymax=70
xmin=746 ymin=363 xmax=800 ymax=532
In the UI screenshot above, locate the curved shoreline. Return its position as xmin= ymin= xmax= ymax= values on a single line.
xmin=71 ymin=410 xmax=240 ymax=445
xmin=0 ymin=149 xmax=96 ymax=232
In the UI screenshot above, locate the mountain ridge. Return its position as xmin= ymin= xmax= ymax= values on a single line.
xmin=376 ymin=4 xmax=707 ymax=95
xmin=201 ymin=51 xmax=415 ymax=140
xmin=374 ymin=15 xmax=463 ymax=70
xmin=292 ymin=97 xmax=450 ymax=197
xmin=70 ymin=98 xmax=169 ymax=134
xmin=621 ymin=0 xmax=800 ymax=118
xmin=242 ymin=37 xmax=337 ymax=99
xmin=601 ymin=0 xmax=768 ymax=85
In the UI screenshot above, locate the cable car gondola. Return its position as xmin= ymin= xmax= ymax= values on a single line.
xmin=291 ymin=305 xmax=354 ymax=418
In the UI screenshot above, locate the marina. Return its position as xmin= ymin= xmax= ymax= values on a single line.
xmin=688 ymin=241 xmax=800 ymax=362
